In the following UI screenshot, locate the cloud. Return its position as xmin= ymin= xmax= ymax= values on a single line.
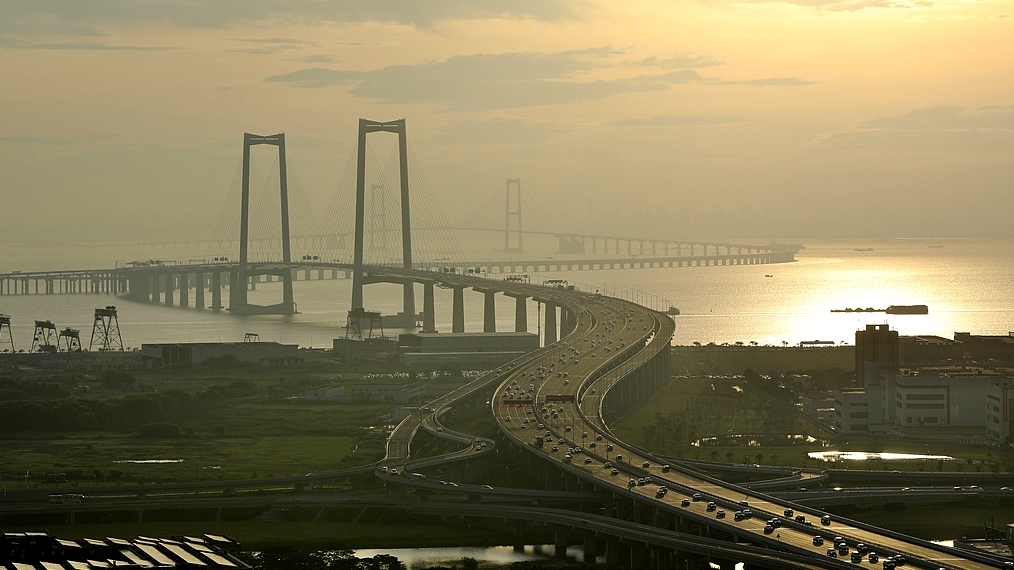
xmin=1 ymin=39 xmax=179 ymax=51
xmin=607 ymin=115 xmax=749 ymax=127
xmin=712 ymin=0 xmax=936 ymax=12
xmin=302 ymin=54 xmax=341 ymax=63
xmin=0 ymin=135 xmax=121 ymax=146
xmin=625 ymin=54 xmax=725 ymax=69
xmin=816 ymin=105 xmax=1014 ymax=152
xmin=225 ymin=37 xmax=316 ymax=54
xmin=266 ymin=49 xmax=812 ymax=109
xmin=0 ymin=0 xmax=587 ymax=37
xmin=423 ymin=117 xmax=568 ymax=145
xmin=726 ymin=77 xmax=816 ymax=86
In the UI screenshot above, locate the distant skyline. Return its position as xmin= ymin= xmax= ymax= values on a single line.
xmin=1 ymin=1 xmax=1011 ymax=244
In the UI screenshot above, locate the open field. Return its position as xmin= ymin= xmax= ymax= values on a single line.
xmin=671 ymin=345 xmax=853 ymax=377
xmin=0 ymin=360 xmax=486 ymax=486
xmin=5 ymin=347 xmax=1014 ymax=553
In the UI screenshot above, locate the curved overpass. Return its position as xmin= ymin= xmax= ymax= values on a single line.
xmin=364 ymin=265 xmax=1008 ymax=570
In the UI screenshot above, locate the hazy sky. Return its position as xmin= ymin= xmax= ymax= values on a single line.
xmin=1 ymin=0 xmax=1011 ymax=245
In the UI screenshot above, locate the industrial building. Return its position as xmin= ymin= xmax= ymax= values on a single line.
xmin=835 ymin=325 xmax=1014 ymax=443
xmin=140 ymin=341 xmax=299 ymax=366
xmin=397 ymin=332 xmax=540 ymax=366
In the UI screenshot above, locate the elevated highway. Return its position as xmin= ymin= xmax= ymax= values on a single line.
xmin=362 ymin=265 xmax=1009 ymax=570
xmin=3 ymin=264 xmax=1006 ymax=570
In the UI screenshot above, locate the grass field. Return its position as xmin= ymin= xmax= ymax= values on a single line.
xmin=6 ymin=348 xmax=1014 ymax=551
xmin=0 ymin=362 xmax=473 ymax=486
xmin=671 ymin=345 xmax=853 ymax=377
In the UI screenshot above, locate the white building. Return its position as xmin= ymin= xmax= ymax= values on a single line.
xmin=887 ymin=367 xmax=1005 ymax=428
xmin=833 ymin=389 xmax=870 ymax=434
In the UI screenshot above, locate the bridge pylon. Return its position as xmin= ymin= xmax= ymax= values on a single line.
xmin=505 ymin=178 xmax=523 ymax=253
xmin=351 ymin=119 xmax=416 ymax=328
xmin=231 ymin=132 xmax=296 ymax=315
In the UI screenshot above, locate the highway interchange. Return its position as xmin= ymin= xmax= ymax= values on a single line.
xmin=373 ymin=267 xmax=1011 ymax=570
xmin=3 ymin=265 xmax=1009 ymax=570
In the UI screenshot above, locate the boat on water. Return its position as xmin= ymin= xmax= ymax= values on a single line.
xmin=764 ymin=274 xmax=773 ymax=278
xmin=830 ymin=304 xmax=928 ymax=314
xmin=886 ymin=304 xmax=928 ymax=314
xmin=666 ymin=306 xmax=681 ymax=316
xmin=854 ymin=247 xmax=874 ymax=252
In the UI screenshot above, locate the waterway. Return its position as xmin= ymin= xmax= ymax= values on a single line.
xmin=1 ymin=237 xmax=1013 ymax=349
xmin=352 ymin=545 xmax=565 ymax=569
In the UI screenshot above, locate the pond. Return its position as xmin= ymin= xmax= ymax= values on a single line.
xmin=807 ymin=451 xmax=955 ymax=462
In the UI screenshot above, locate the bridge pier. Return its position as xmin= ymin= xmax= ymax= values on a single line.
xmin=554 ymin=529 xmax=569 ymax=559
xmin=211 ymin=271 xmax=223 ymax=310
xmin=164 ymin=273 xmax=175 ymax=305
xmin=483 ymin=290 xmax=496 ymax=332
xmin=583 ymin=534 xmax=598 ymax=563
xmin=561 ymin=308 xmax=576 ymax=337
xmin=630 ymin=543 xmax=649 ymax=569
xmin=179 ymin=273 xmax=189 ymax=307
xmin=452 ymin=286 xmax=465 ymax=333
xmin=195 ymin=272 xmax=205 ymax=309
xmin=422 ymin=282 xmax=436 ymax=332
xmin=150 ymin=274 xmax=161 ymax=303
xmin=544 ymin=302 xmax=557 ymax=345
xmin=605 ymin=538 xmax=622 ymax=566
xmin=228 ymin=269 xmax=240 ymax=309
xmin=510 ymin=294 xmax=528 ymax=332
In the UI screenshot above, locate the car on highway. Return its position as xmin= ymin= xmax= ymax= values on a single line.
xmin=813 ymin=536 xmax=824 ymax=546
xmin=821 ymin=515 xmax=832 ymax=525
xmin=826 ymin=548 xmax=837 ymax=558
xmin=716 ymin=510 xmax=725 ymax=519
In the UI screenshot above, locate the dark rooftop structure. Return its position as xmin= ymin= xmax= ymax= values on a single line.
xmin=1 ymin=532 xmax=247 ymax=569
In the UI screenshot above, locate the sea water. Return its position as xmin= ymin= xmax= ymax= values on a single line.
xmin=1 ymin=237 xmax=1012 ymax=349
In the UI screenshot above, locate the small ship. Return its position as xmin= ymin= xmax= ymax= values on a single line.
xmin=831 ymin=304 xmax=928 ymax=315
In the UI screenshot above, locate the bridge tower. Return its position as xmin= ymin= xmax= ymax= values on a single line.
xmin=351 ymin=119 xmax=415 ymax=328
xmin=58 ymin=328 xmax=82 ymax=352
xmin=31 ymin=320 xmax=58 ymax=353
xmin=89 ymin=305 xmax=123 ymax=351
xmin=0 ymin=314 xmax=14 ymax=353
xmin=231 ymin=132 xmax=296 ymax=315
xmin=504 ymin=178 xmax=523 ymax=253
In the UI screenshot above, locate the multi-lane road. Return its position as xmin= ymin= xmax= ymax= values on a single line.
xmin=460 ymin=276 xmax=1007 ymax=570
